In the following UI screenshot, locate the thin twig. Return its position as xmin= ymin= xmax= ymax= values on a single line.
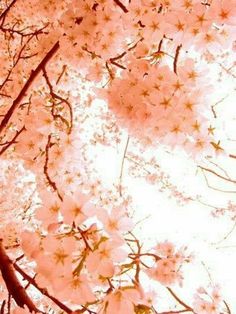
xmin=56 ymin=65 xmax=67 ymax=85
xmin=0 ymin=126 xmax=25 ymax=156
xmin=199 ymin=168 xmax=236 ymax=193
xmin=0 ymin=0 xmax=18 ymax=25
xmin=119 ymin=136 xmax=129 ymax=196
xmin=43 ymin=67 xmax=73 ymax=133
xmin=113 ymin=0 xmax=128 ymax=13
xmin=198 ymin=166 xmax=236 ymax=184
xmin=211 ymin=221 xmax=236 ymax=245
xmin=43 ymin=134 xmax=63 ymax=201
xmin=0 ymin=41 xmax=59 ymax=135
xmin=167 ymin=287 xmax=193 ymax=312
xmin=223 ymin=300 xmax=232 ymax=314
xmin=173 ymin=45 xmax=182 ymax=74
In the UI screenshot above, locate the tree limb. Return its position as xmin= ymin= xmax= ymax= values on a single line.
xmin=13 ymin=262 xmax=72 ymax=314
xmin=0 ymin=41 xmax=60 ymax=135
xmin=0 ymin=240 xmax=39 ymax=312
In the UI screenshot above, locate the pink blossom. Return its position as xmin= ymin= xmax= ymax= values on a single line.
xmin=86 ymin=239 xmax=127 ymax=277
xmin=60 ymin=191 xmax=90 ymax=225
xmin=103 ymin=287 xmax=141 ymax=314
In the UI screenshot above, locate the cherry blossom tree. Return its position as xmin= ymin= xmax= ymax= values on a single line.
xmin=0 ymin=0 xmax=235 ymax=313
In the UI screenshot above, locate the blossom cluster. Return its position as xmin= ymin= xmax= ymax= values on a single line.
xmin=0 ymin=0 xmax=235 ymax=312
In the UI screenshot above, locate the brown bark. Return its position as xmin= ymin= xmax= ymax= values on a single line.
xmin=0 ymin=41 xmax=60 ymax=135
xmin=0 ymin=239 xmax=39 ymax=312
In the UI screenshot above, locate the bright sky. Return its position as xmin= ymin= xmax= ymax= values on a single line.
xmin=91 ymin=93 xmax=236 ymax=311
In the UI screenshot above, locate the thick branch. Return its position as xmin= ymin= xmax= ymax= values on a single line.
xmin=0 ymin=300 xmax=6 ymax=314
xmin=0 ymin=240 xmax=39 ymax=312
xmin=0 ymin=41 xmax=60 ymax=135
xmin=13 ymin=263 xmax=72 ymax=314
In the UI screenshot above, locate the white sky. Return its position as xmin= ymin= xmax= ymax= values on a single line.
xmin=91 ymin=114 xmax=236 ymax=311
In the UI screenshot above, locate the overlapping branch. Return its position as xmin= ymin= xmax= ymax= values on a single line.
xmin=43 ymin=134 xmax=63 ymax=201
xmin=0 ymin=240 xmax=39 ymax=313
xmin=0 ymin=41 xmax=60 ymax=135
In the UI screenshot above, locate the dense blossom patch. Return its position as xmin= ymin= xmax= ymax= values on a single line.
xmin=0 ymin=0 xmax=235 ymax=313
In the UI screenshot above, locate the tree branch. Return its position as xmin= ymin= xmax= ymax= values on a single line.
xmin=0 ymin=126 xmax=26 ymax=156
xmin=119 ymin=135 xmax=129 ymax=196
xmin=42 ymin=67 xmax=73 ymax=133
xmin=113 ymin=0 xmax=128 ymax=13
xmin=43 ymin=134 xmax=63 ymax=201
xmin=198 ymin=166 xmax=236 ymax=184
xmin=0 ymin=41 xmax=60 ymax=135
xmin=0 ymin=240 xmax=39 ymax=313
xmin=0 ymin=0 xmax=18 ymax=25
xmin=223 ymin=300 xmax=232 ymax=314
xmin=13 ymin=262 xmax=72 ymax=314
xmin=0 ymin=300 xmax=6 ymax=314
xmin=173 ymin=45 xmax=182 ymax=74
xmin=167 ymin=287 xmax=193 ymax=312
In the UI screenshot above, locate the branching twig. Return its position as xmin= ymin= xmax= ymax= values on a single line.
xmin=44 ymin=134 xmax=63 ymax=201
xmin=109 ymin=38 xmax=143 ymax=70
xmin=198 ymin=166 xmax=236 ymax=184
xmin=211 ymin=95 xmax=228 ymax=118
xmin=43 ymin=67 xmax=73 ymax=133
xmin=129 ymin=252 xmax=161 ymax=262
xmin=199 ymin=167 xmax=236 ymax=193
xmin=77 ymin=226 xmax=92 ymax=251
xmin=0 ymin=126 xmax=25 ymax=156
xmin=127 ymin=232 xmax=143 ymax=286
xmin=211 ymin=221 xmax=236 ymax=245
xmin=206 ymin=158 xmax=231 ymax=179
xmin=0 ymin=0 xmax=18 ymax=26
xmin=0 ymin=41 xmax=59 ymax=135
